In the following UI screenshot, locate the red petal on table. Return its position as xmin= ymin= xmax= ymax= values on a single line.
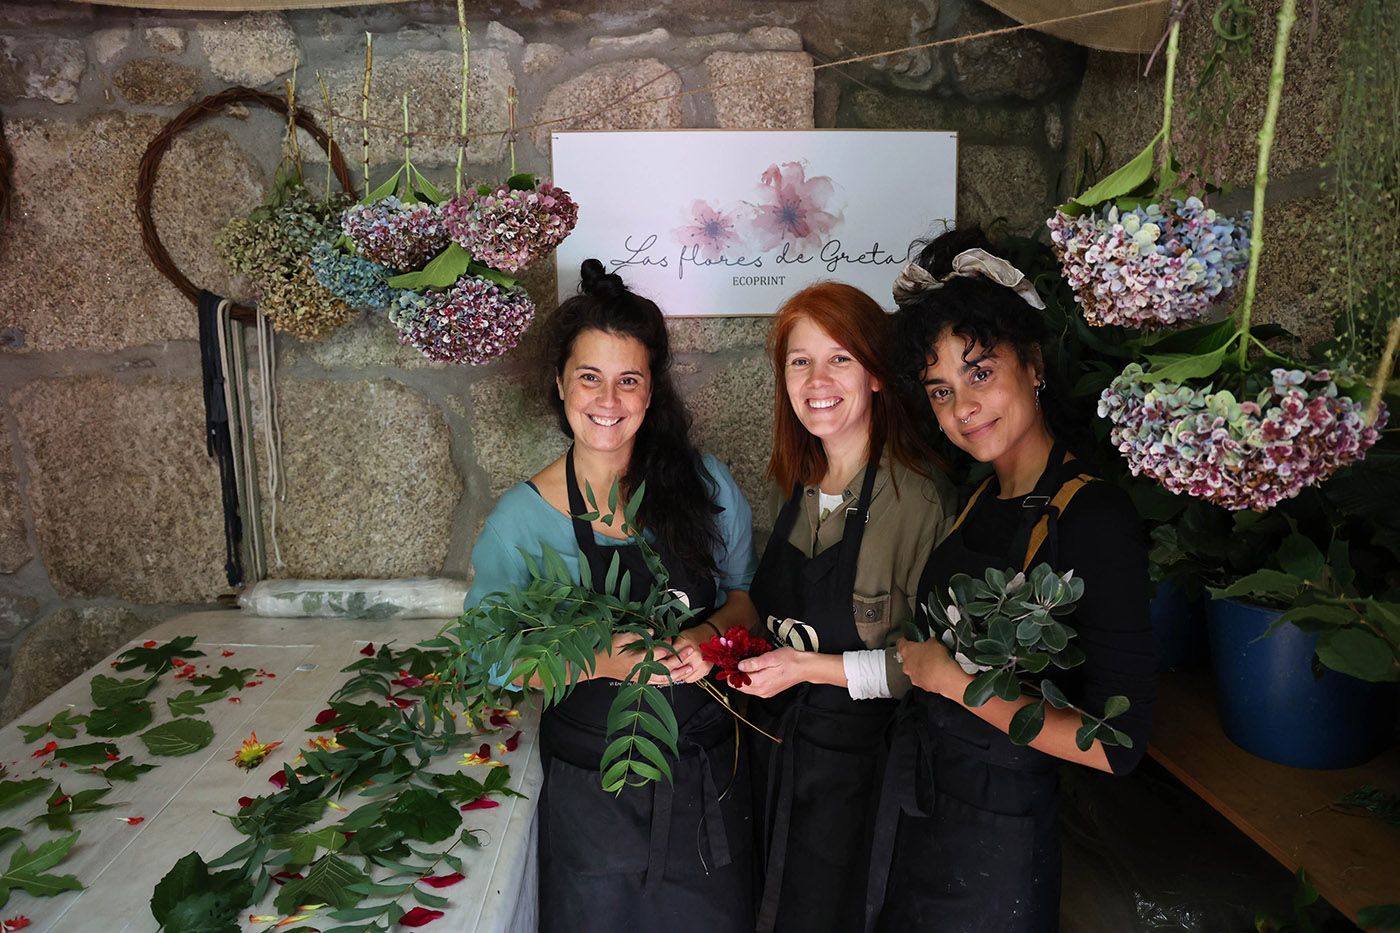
xmin=50 ymin=795 xmax=71 ymax=808
xmin=238 ymin=796 xmax=254 ymax=808
xmin=461 ymin=798 xmax=499 ymax=811
xmin=314 ymin=708 xmax=337 ymax=725
xmin=227 ymin=696 xmax=241 ymax=703
xmin=360 ymin=643 xmax=376 ymax=656
xmin=221 ymin=649 xmax=236 ymax=657
xmin=478 ymin=743 xmax=491 ymax=759
xmin=399 ymin=907 xmax=444 ymax=927
xmin=418 ymin=872 xmax=465 ymax=888
xmin=171 ymin=658 xmax=187 ymax=668
xmin=2 ymin=916 xmax=32 ymax=932
xmin=489 ymin=712 xmax=510 ymax=728
xmin=118 ymin=816 xmax=144 ymax=825
xmin=504 ymin=730 xmax=521 ymax=752
xmin=244 ymin=681 xmax=263 ymax=688
xmin=270 ymin=871 xmax=304 ymax=886
xmin=57 ymin=763 xmax=67 ymax=769
xmin=391 ymin=676 xmax=423 ymax=688
xmin=31 ymin=741 xmax=57 ymax=758
xmin=386 ymin=695 xmax=415 ymax=709
xmin=265 ymin=672 xmax=276 ymax=678
xmin=268 ymin=770 xmax=287 ymax=790
xmin=142 ymin=641 xmax=157 ymax=648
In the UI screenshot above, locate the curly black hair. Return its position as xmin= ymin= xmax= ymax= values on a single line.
xmin=891 ymin=226 xmax=1084 ymax=449
xmin=544 ymin=258 xmax=722 ymax=581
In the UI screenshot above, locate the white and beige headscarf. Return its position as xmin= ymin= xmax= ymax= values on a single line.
xmin=892 ymin=248 xmax=1046 ymax=310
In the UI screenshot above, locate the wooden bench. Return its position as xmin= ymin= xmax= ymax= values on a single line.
xmin=1148 ymin=672 xmax=1400 ymax=929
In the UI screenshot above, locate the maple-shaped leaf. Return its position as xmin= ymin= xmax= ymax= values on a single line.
xmin=0 ymin=831 xmax=82 ymax=908
xmin=166 ymin=690 xmax=227 ymax=718
xmin=150 ymin=851 xmax=251 ymax=933
xmin=382 ymin=788 xmax=460 ymax=844
xmin=18 ymin=710 xmax=85 ymax=743
xmin=430 ymin=765 xmax=522 ymax=804
xmin=140 ymin=719 xmax=214 ymax=758
xmin=272 ymin=854 xmax=367 ymax=914
xmin=0 ymin=780 xmax=51 ymax=813
xmin=189 ymin=667 xmax=255 ymax=693
xmin=84 ymin=701 xmax=153 ymax=738
xmin=31 ymin=786 xmax=114 ymax=831
xmin=98 ymin=756 xmax=157 ymax=783
xmin=52 ymin=742 xmax=120 ymax=766
xmin=89 ymin=673 xmax=160 ymax=708
xmin=114 ymin=634 xmax=204 ymax=674
xmin=268 ymin=827 xmax=347 ymax=869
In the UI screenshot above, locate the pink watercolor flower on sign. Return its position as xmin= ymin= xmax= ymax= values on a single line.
xmin=748 ymin=162 xmax=840 ymax=252
xmin=672 ymin=200 xmax=743 ymax=261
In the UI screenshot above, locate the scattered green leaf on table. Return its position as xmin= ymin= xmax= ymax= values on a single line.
xmin=18 ymin=709 xmax=86 ymax=743
xmin=272 ymin=854 xmax=369 ymax=914
xmin=167 ymin=690 xmax=227 ymax=717
xmin=0 ymin=778 xmax=52 ymax=812
xmin=431 ymin=765 xmax=522 ymax=804
xmin=381 ymin=787 xmax=461 ymax=844
xmin=98 ymin=756 xmax=157 ymax=783
xmin=269 ymin=827 xmax=348 ymax=869
xmin=31 ymin=786 xmax=114 ymax=831
xmin=90 ymin=672 xmax=160 ymax=708
xmin=115 ymin=634 xmax=204 ymax=673
xmin=0 ymin=830 xmax=82 ymax=907
xmin=85 ymin=701 xmax=154 ymax=738
xmin=189 ymin=667 xmax=255 ymax=693
xmin=53 ymin=742 xmax=120 ymax=766
xmin=140 ymin=719 xmax=215 ymax=757
xmin=150 ymin=850 xmax=252 ymax=933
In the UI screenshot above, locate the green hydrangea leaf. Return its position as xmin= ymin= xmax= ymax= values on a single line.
xmin=140 ymin=719 xmax=215 ymax=757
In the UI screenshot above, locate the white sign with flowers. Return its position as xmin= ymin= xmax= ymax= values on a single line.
xmin=551 ymin=130 xmax=957 ymax=315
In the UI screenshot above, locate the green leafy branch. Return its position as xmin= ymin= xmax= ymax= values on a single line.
xmin=912 ymin=564 xmax=1134 ymax=750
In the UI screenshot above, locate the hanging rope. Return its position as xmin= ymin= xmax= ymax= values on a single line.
xmin=256 ymin=313 xmax=286 ymax=570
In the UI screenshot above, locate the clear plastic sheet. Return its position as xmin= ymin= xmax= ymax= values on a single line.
xmin=238 ymin=577 xmax=470 ymax=620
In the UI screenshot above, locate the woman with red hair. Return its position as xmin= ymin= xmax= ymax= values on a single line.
xmin=734 ymin=282 xmax=953 ymax=933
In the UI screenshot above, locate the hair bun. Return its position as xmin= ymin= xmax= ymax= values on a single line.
xmin=919 ymin=226 xmax=996 ymax=278
xmin=579 ymin=258 xmax=627 ymax=299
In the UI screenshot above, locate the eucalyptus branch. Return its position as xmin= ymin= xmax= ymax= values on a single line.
xmin=1235 ymin=0 xmax=1298 ymax=370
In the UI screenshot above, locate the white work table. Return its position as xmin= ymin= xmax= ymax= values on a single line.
xmin=0 ymin=610 xmax=543 ymax=932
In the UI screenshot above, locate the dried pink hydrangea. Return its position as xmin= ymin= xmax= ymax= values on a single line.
xmin=388 ymin=276 xmax=536 ymax=365
xmin=342 ymin=196 xmax=450 ymax=272
xmin=1048 ymin=197 xmax=1250 ymax=328
xmin=1098 ymin=364 xmax=1386 ymax=511
xmin=442 ymin=181 xmax=578 ymax=273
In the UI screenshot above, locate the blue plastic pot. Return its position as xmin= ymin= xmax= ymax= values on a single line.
xmin=1149 ymin=580 xmax=1207 ymax=673
xmin=1207 ymin=597 xmax=1398 ymax=769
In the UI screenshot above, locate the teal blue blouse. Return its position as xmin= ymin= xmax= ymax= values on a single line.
xmin=464 ymin=453 xmax=757 ymax=610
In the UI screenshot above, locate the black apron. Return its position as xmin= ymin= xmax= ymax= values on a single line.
xmin=748 ymin=462 xmax=897 ymax=933
xmin=537 ymin=447 xmax=753 ymax=933
xmin=866 ymin=444 xmax=1098 ymax=933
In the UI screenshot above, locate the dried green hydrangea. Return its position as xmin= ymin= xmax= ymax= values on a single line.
xmin=215 ymin=186 xmax=358 ymax=341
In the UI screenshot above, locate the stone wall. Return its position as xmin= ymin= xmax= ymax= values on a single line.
xmin=0 ymin=0 xmax=1342 ymax=724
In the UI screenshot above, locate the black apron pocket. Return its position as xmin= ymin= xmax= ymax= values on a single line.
xmin=541 ymin=754 xmax=652 ymax=875
xmin=789 ymin=740 xmax=879 ymax=866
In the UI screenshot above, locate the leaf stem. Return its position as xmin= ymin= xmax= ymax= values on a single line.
xmin=1235 ymin=0 xmax=1298 ymax=370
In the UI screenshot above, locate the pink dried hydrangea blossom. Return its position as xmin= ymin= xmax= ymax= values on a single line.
xmin=442 ymin=181 xmax=578 ymax=273
xmin=1098 ymin=364 xmax=1386 ymax=511
xmin=389 ymin=276 xmax=536 ymax=365
xmin=342 ymin=196 xmax=450 ymax=272
xmin=1048 ymin=197 xmax=1250 ymax=328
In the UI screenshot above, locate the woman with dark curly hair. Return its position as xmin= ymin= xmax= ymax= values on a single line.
xmin=465 ymin=259 xmax=757 ymax=933
xmin=866 ymin=227 xmax=1157 ymax=932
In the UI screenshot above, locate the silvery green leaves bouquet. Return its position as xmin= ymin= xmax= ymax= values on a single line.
xmin=912 ymin=564 xmax=1134 ymax=751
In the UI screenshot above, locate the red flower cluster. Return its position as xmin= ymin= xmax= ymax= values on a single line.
xmin=699 ymin=626 xmax=773 ymax=688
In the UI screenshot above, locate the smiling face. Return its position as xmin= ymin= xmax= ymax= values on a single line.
xmin=920 ymin=328 xmax=1044 ymax=464
xmin=782 ymin=315 xmax=879 ymax=457
xmin=557 ymin=328 xmax=652 ymax=459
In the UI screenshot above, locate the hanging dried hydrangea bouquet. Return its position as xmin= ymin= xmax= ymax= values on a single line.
xmin=1047 ymin=14 xmax=1251 ymax=330
xmin=1095 ymin=0 xmax=1387 ymax=512
xmin=215 ymin=77 xmax=357 ymax=341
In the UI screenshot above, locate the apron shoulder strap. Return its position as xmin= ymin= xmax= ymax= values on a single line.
xmin=948 ymin=477 xmax=994 ymax=535
xmin=1020 ymin=471 xmax=1099 ymax=571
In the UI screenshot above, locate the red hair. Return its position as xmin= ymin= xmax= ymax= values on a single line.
xmin=767 ymin=282 xmax=942 ymax=491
